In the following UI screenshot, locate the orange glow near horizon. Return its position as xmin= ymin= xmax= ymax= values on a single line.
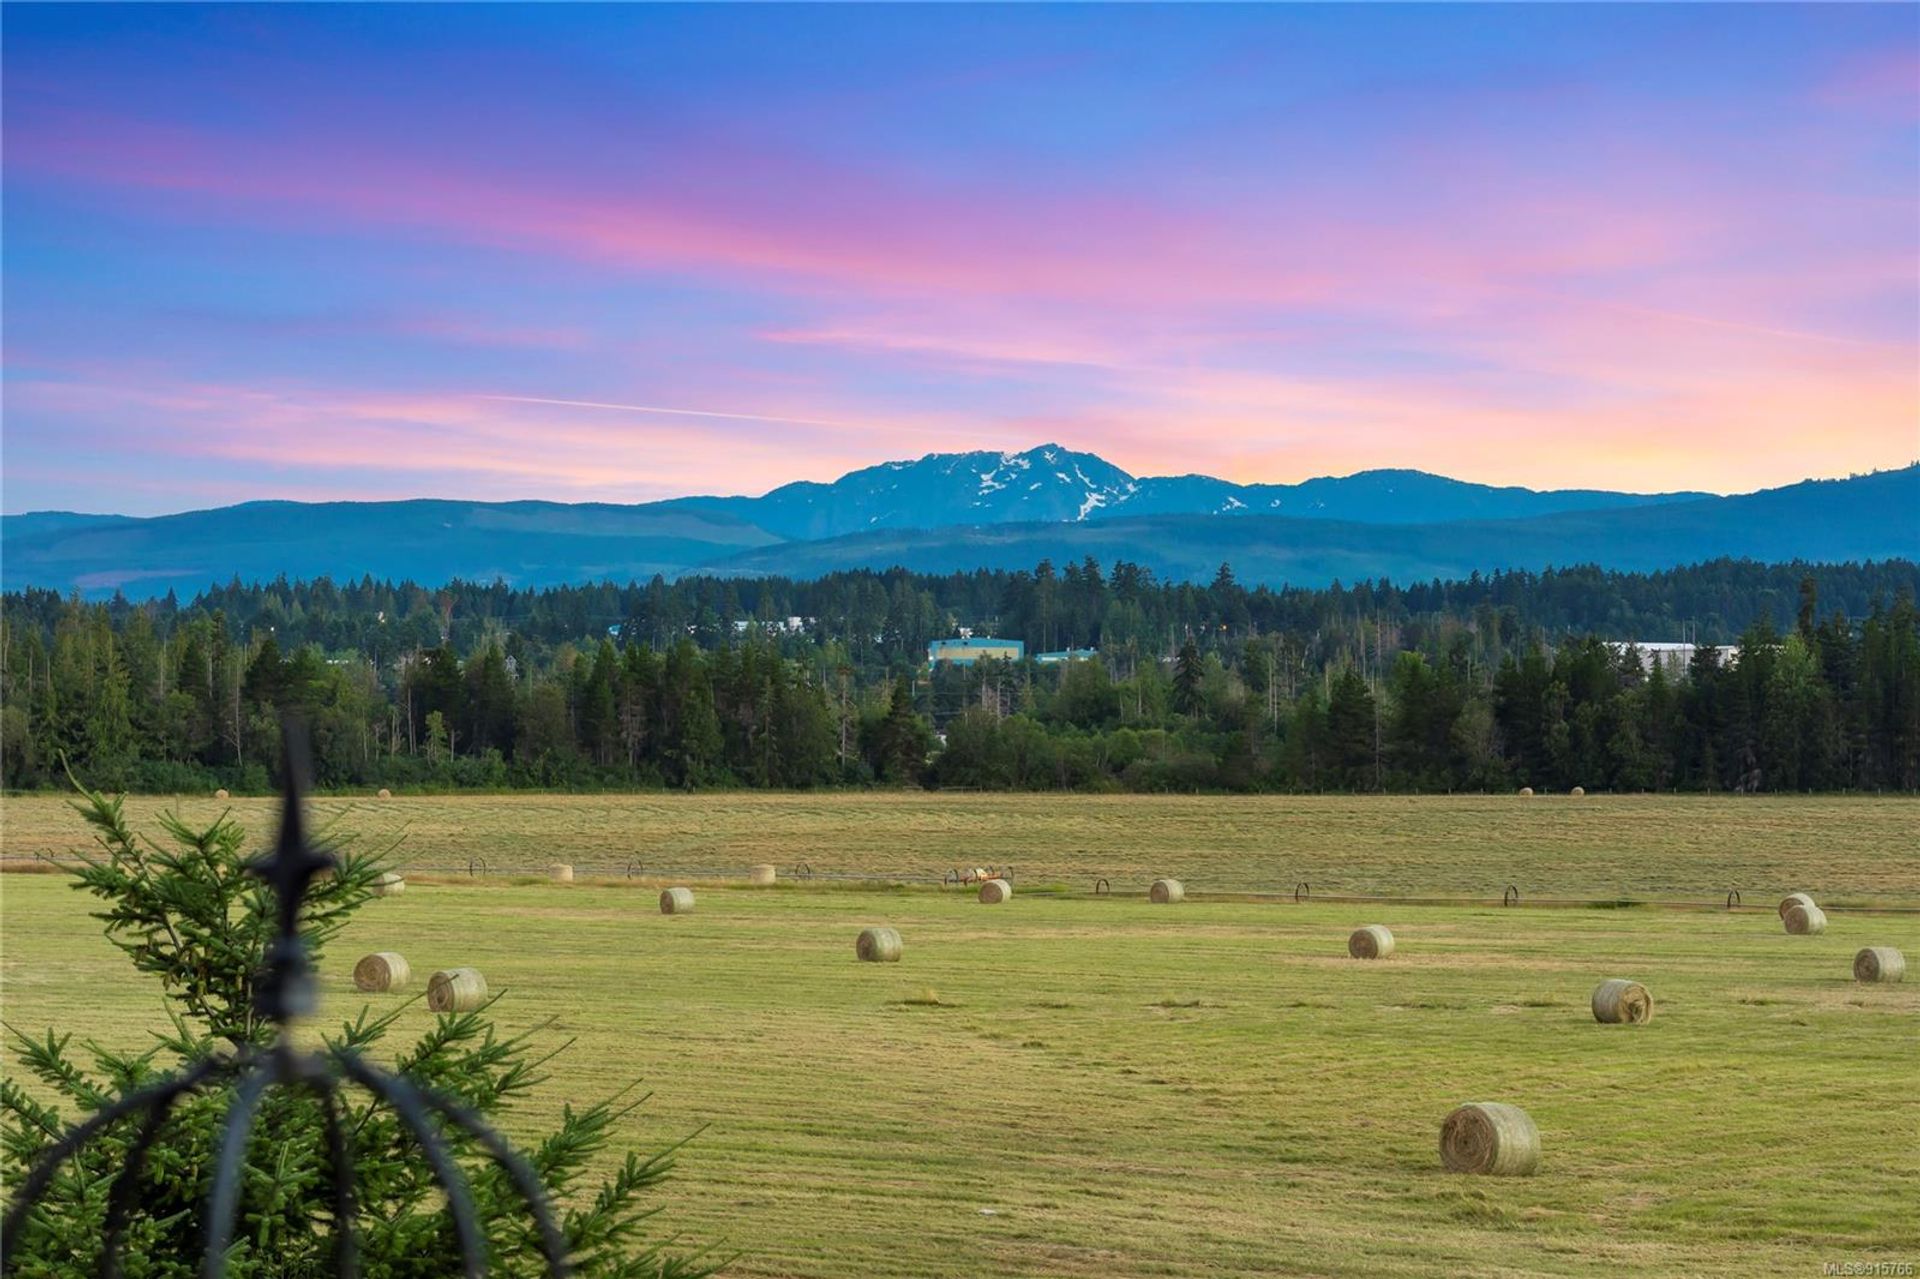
xmin=3 ymin=6 xmax=1915 ymax=513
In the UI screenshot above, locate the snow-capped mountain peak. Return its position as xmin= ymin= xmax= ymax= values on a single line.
xmin=666 ymin=445 xmax=1708 ymax=541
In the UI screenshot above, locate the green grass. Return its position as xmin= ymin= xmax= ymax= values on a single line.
xmin=4 ymin=851 xmax=1917 ymax=1277
xmin=4 ymin=791 xmax=1918 ymax=902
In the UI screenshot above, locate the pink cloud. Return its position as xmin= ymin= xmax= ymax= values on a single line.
xmin=6 ymin=323 xmax=1913 ymax=508
xmin=7 ymin=102 xmax=1755 ymax=323
xmin=1 ymin=375 xmax=996 ymax=503
xmin=5 ymin=75 xmax=1913 ymax=505
xmin=393 ymin=316 xmax=591 ymax=351
xmin=1816 ymin=48 xmax=1920 ymax=116
xmin=759 ymin=322 xmax=1131 ymax=371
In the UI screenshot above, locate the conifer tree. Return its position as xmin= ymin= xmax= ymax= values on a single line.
xmin=1 ymin=783 xmax=718 ymax=1276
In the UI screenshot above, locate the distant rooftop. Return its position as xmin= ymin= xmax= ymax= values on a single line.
xmin=928 ymin=636 xmax=1025 ymax=666
xmin=1607 ymin=641 xmax=1741 ymax=671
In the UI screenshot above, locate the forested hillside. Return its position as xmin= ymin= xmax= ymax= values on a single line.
xmin=7 ymin=462 xmax=1912 ymax=601
xmin=3 ymin=558 xmax=1915 ymax=795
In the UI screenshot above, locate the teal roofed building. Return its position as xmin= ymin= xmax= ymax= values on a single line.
xmin=1034 ymin=648 xmax=1099 ymax=665
xmin=927 ymin=637 xmax=1024 ymax=666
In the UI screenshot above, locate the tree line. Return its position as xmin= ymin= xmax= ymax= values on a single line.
xmin=2 ymin=557 xmax=1914 ymax=794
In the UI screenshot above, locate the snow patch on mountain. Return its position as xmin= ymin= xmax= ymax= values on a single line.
xmin=659 ymin=443 xmax=1712 ymax=541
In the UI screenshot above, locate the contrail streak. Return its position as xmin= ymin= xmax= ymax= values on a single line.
xmin=473 ymin=394 xmax=857 ymax=429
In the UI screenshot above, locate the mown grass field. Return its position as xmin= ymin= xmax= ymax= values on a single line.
xmin=3 ymin=791 xmax=1918 ymax=902
xmin=3 ymin=794 xmax=1917 ymax=1277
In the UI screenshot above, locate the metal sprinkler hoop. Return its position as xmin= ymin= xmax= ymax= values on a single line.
xmin=1 ymin=721 xmax=573 ymax=1278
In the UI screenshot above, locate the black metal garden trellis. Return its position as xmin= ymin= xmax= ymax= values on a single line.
xmin=1 ymin=722 xmax=573 ymax=1278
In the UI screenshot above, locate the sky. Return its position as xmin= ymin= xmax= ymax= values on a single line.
xmin=3 ymin=4 xmax=1916 ymax=515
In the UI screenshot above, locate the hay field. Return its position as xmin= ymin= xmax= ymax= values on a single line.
xmin=4 ymin=860 xmax=1918 ymax=1277
xmin=4 ymin=791 xmax=1918 ymax=902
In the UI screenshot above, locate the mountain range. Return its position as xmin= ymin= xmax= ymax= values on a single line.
xmin=3 ymin=446 xmax=1914 ymax=600
xmin=663 ymin=445 xmax=1707 ymax=538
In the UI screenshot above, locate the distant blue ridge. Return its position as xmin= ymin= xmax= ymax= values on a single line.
xmin=4 ymin=449 xmax=1911 ymax=600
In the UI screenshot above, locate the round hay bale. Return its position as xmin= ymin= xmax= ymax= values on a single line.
xmin=377 ymin=787 xmax=392 ymax=799
xmin=426 ymin=967 xmax=488 ymax=1013
xmin=1778 ymin=892 xmax=1816 ymax=920
xmin=214 ymin=788 xmax=230 ymax=800
xmin=855 ymin=927 xmax=902 ymax=963
xmin=1439 ymin=1102 xmax=1541 ymax=1176
xmin=549 ymin=864 xmax=574 ymax=884
xmin=1570 ymin=785 xmax=1586 ymax=797
xmin=371 ymin=871 xmax=405 ymax=897
xmin=748 ymin=864 xmax=777 ymax=886
xmin=1590 ymin=978 xmax=1652 ymax=1024
xmin=660 ymin=886 xmax=696 ymax=915
xmin=353 ymin=952 xmax=410 ymax=993
xmin=1348 ymin=925 xmax=1395 ymax=960
xmin=1783 ymin=903 xmax=1827 ymax=935
xmin=1853 ymin=947 xmax=1906 ymax=984
xmin=1149 ymin=878 xmax=1185 ymax=904
xmin=1518 ymin=786 xmax=1533 ymax=797
xmin=978 ymin=878 xmax=1012 ymax=904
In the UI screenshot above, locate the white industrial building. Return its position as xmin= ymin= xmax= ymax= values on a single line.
xmin=1607 ymin=642 xmax=1740 ymax=674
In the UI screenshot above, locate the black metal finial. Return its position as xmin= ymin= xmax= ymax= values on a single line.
xmin=249 ymin=719 xmax=336 ymax=1023
xmin=2 ymin=717 xmax=574 ymax=1277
